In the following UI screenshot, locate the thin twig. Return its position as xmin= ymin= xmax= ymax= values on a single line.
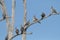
xmin=10 ymin=34 xmax=21 ymax=40
xmin=10 ymin=32 xmax=32 ymax=40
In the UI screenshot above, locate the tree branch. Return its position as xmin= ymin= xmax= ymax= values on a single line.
xmin=10 ymin=32 xmax=32 ymax=40
xmin=10 ymin=34 xmax=21 ymax=40
xmin=25 ymin=13 xmax=60 ymax=30
xmin=22 ymin=0 xmax=27 ymax=40
xmin=0 ymin=0 xmax=12 ymax=40
xmin=23 ymin=0 xmax=27 ymax=24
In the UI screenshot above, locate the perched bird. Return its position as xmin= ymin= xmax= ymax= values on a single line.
xmin=0 ymin=1 xmax=6 ymax=21
xmin=15 ymin=28 xmax=19 ymax=35
xmin=5 ymin=35 xmax=8 ymax=40
xmin=0 ymin=14 xmax=6 ymax=21
xmin=24 ymin=20 xmax=30 ymax=26
xmin=51 ymin=6 xmax=57 ymax=14
xmin=0 ymin=0 xmax=11 ymax=22
xmin=33 ymin=16 xmax=41 ymax=23
xmin=20 ymin=26 xmax=24 ymax=34
xmin=41 ymin=12 xmax=46 ymax=20
xmin=0 ymin=1 xmax=2 ymax=5
xmin=0 ymin=13 xmax=11 ymax=22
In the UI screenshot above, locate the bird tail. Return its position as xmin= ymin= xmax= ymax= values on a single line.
xmin=38 ymin=21 xmax=41 ymax=24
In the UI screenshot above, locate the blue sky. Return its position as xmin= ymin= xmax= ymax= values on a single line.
xmin=0 ymin=0 xmax=60 ymax=40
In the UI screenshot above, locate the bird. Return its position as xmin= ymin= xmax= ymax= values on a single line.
xmin=0 ymin=13 xmax=11 ymax=22
xmin=24 ymin=20 xmax=30 ymax=26
xmin=41 ymin=12 xmax=46 ymax=20
xmin=0 ymin=0 xmax=11 ymax=22
xmin=0 ymin=0 xmax=6 ymax=21
xmin=5 ymin=35 xmax=8 ymax=40
xmin=20 ymin=26 xmax=24 ymax=34
xmin=51 ymin=6 xmax=57 ymax=14
xmin=15 ymin=28 xmax=19 ymax=35
xmin=0 ymin=1 xmax=6 ymax=21
xmin=0 ymin=14 xmax=6 ymax=21
xmin=0 ymin=1 xmax=2 ymax=5
xmin=33 ymin=16 xmax=41 ymax=23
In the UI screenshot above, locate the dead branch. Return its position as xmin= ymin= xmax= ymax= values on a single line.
xmin=24 ymin=13 xmax=60 ymax=30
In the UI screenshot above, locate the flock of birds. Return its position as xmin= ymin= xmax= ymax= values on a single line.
xmin=4 ymin=6 xmax=59 ymax=40
xmin=15 ymin=5 xmax=58 ymax=36
xmin=0 ymin=0 xmax=59 ymax=40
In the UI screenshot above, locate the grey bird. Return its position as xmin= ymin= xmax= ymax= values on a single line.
xmin=24 ymin=20 xmax=30 ymax=26
xmin=33 ymin=16 xmax=41 ymax=23
xmin=15 ymin=28 xmax=19 ymax=35
xmin=41 ymin=12 xmax=46 ymax=20
xmin=51 ymin=6 xmax=57 ymax=14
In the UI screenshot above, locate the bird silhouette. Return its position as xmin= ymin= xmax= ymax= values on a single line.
xmin=41 ymin=12 xmax=46 ymax=20
xmin=5 ymin=35 xmax=8 ymax=40
xmin=0 ymin=1 xmax=6 ymax=21
xmin=0 ymin=14 xmax=6 ymax=21
xmin=0 ymin=1 xmax=2 ymax=5
xmin=51 ymin=6 xmax=57 ymax=14
xmin=0 ymin=1 xmax=7 ymax=22
xmin=20 ymin=26 xmax=24 ymax=34
xmin=15 ymin=28 xmax=19 ymax=35
xmin=33 ymin=16 xmax=41 ymax=23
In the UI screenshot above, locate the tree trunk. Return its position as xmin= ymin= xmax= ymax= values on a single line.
xmin=22 ymin=0 xmax=27 ymax=40
xmin=22 ymin=31 xmax=26 ymax=40
xmin=0 ymin=0 xmax=12 ymax=40
xmin=8 ymin=0 xmax=15 ymax=40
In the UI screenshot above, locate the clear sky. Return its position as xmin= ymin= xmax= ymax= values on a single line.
xmin=0 ymin=0 xmax=60 ymax=40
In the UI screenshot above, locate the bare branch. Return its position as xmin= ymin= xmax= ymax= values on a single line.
xmin=12 ymin=0 xmax=16 ymax=30
xmin=0 ymin=0 xmax=8 ymax=21
xmin=8 ymin=0 xmax=16 ymax=40
xmin=12 ymin=0 xmax=15 ymax=24
xmin=10 ymin=34 xmax=21 ymax=40
xmin=10 ymin=32 xmax=32 ymax=40
xmin=24 ymin=13 xmax=60 ymax=30
xmin=0 ymin=0 xmax=13 ymax=40
xmin=22 ymin=0 xmax=27 ymax=40
xmin=23 ymin=0 xmax=27 ymax=24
